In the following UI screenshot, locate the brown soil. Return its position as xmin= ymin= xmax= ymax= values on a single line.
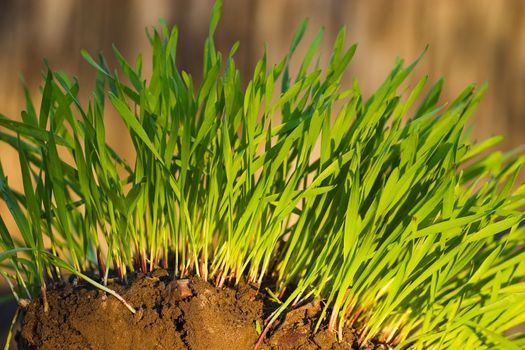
xmin=15 ymin=270 xmax=389 ymax=350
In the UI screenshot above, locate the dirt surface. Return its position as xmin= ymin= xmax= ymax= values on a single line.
xmin=15 ymin=270 xmax=389 ymax=349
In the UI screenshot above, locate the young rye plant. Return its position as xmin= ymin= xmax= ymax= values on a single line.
xmin=1 ymin=2 xmax=525 ymax=348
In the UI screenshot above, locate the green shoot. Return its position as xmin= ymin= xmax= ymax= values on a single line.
xmin=1 ymin=1 xmax=524 ymax=348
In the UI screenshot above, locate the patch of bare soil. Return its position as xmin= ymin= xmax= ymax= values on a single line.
xmin=15 ymin=270 xmax=389 ymax=349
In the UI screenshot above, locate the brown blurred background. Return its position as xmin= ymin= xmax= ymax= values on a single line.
xmin=1 ymin=0 xmax=525 ymax=347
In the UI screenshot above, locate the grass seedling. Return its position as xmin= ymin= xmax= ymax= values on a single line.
xmin=1 ymin=1 xmax=525 ymax=348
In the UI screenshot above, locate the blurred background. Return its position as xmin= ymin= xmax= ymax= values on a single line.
xmin=1 ymin=0 xmax=525 ymax=346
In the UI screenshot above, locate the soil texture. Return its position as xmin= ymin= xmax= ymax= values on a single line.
xmin=16 ymin=270 xmax=389 ymax=350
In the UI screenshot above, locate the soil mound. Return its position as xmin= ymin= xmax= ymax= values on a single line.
xmin=16 ymin=270 xmax=387 ymax=349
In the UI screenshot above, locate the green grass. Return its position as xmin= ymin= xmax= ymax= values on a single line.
xmin=1 ymin=1 xmax=525 ymax=348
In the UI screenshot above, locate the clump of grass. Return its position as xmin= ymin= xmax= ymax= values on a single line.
xmin=1 ymin=1 xmax=525 ymax=348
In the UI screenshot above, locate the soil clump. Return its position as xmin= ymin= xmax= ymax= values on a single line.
xmin=16 ymin=270 xmax=389 ymax=350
